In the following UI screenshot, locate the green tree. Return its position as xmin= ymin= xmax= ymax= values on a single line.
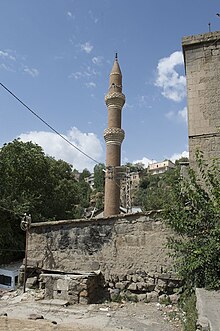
xmin=91 ymin=163 xmax=105 ymax=209
xmin=164 ymin=152 xmax=220 ymax=289
xmin=134 ymin=168 xmax=177 ymax=211
xmin=93 ymin=163 xmax=105 ymax=192
xmin=0 ymin=140 xmax=91 ymax=263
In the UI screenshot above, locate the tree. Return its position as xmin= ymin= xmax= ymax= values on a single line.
xmin=0 ymin=140 xmax=92 ymax=263
xmin=134 ymin=168 xmax=177 ymax=211
xmin=164 ymin=151 xmax=220 ymax=289
xmin=92 ymin=163 xmax=105 ymax=209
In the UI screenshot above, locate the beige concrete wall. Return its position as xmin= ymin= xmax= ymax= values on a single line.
xmin=182 ymin=31 xmax=220 ymax=166
xmin=27 ymin=213 xmax=173 ymax=280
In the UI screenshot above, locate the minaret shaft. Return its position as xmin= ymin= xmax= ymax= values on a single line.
xmin=103 ymin=55 xmax=125 ymax=217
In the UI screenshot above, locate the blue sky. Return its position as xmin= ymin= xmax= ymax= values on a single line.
xmin=0 ymin=0 xmax=219 ymax=171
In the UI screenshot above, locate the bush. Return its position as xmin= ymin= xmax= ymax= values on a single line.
xmin=164 ymin=151 xmax=220 ymax=289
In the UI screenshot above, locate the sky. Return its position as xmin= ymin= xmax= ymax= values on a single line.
xmin=0 ymin=0 xmax=220 ymax=171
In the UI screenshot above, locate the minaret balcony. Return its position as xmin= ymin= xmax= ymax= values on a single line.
xmin=104 ymin=128 xmax=125 ymax=145
xmin=105 ymin=92 xmax=125 ymax=107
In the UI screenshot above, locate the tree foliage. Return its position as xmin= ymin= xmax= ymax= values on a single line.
xmin=0 ymin=139 xmax=91 ymax=263
xmin=92 ymin=163 xmax=105 ymax=209
xmin=164 ymin=151 xmax=220 ymax=289
xmin=134 ymin=168 xmax=177 ymax=211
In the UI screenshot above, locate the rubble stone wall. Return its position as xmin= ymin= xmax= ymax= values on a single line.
xmin=27 ymin=212 xmax=178 ymax=302
xmin=28 ymin=213 xmax=173 ymax=276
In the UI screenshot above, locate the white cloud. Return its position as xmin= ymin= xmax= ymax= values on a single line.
xmin=69 ymin=71 xmax=83 ymax=80
xmin=0 ymin=50 xmax=16 ymax=61
xmin=155 ymin=51 xmax=186 ymax=102
xmin=18 ymin=127 xmax=103 ymax=172
xmin=132 ymin=157 xmax=156 ymax=168
xmin=69 ymin=66 xmax=99 ymax=81
xmin=138 ymin=95 xmax=149 ymax=108
xmin=133 ymin=150 xmax=189 ymax=168
xmin=67 ymin=11 xmax=74 ymax=19
xmin=170 ymin=150 xmax=189 ymax=163
xmin=23 ymin=67 xmax=39 ymax=78
xmin=85 ymin=82 xmax=96 ymax=88
xmin=88 ymin=10 xmax=98 ymax=24
xmin=178 ymin=106 xmax=187 ymax=123
xmin=0 ymin=63 xmax=15 ymax=72
xmin=165 ymin=106 xmax=187 ymax=123
xmin=80 ymin=42 xmax=93 ymax=54
xmin=92 ymin=56 xmax=103 ymax=66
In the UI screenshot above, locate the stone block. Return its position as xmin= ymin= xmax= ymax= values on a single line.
xmin=137 ymin=293 xmax=146 ymax=302
xmin=79 ymin=290 xmax=88 ymax=297
xmin=127 ymin=283 xmax=137 ymax=291
xmin=146 ymin=291 xmax=158 ymax=303
xmin=115 ymin=282 xmax=128 ymax=290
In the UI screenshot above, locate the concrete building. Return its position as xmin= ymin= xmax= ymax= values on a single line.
xmin=0 ymin=261 xmax=21 ymax=290
xmin=148 ymin=160 xmax=175 ymax=175
xmin=182 ymin=31 xmax=220 ymax=167
xmin=103 ymin=54 xmax=125 ymax=217
xmin=84 ymin=173 xmax=95 ymax=190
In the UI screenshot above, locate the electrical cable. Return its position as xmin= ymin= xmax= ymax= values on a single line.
xmin=0 ymin=204 xmax=22 ymax=216
xmin=0 ymin=82 xmax=100 ymax=165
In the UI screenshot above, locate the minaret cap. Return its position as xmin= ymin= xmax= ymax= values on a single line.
xmin=110 ymin=53 xmax=122 ymax=76
xmin=109 ymin=54 xmax=122 ymax=92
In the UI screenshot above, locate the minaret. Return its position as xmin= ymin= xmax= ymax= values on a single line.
xmin=103 ymin=54 xmax=125 ymax=217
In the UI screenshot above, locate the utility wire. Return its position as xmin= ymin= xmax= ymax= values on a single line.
xmin=0 ymin=204 xmax=23 ymax=216
xmin=0 ymin=82 xmax=100 ymax=165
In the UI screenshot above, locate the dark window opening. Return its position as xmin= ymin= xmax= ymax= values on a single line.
xmin=0 ymin=274 xmax=12 ymax=286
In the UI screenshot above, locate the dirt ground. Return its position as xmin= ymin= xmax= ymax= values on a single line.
xmin=0 ymin=289 xmax=183 ymax=331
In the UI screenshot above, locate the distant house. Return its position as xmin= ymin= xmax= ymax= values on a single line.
xmin=148 ymin=160 xmax=175 ymax=175
xmin=0 ymin=261 xmax=22 ymax=290
xmin=84 ymin=173 xmax=95 ymax=190
xmin=120 ymin=171 xmax=142 ymax=207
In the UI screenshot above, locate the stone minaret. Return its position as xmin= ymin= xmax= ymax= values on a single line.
xmin=103 ymin=54 xmax=125 ymax=217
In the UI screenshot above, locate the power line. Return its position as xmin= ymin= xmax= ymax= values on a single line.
xmin=0 ymin=82 xmax=100 ymax=165
xmin=0 ymin=204 xmax=22 ymax=216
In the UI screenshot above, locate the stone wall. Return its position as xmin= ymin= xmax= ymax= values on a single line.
xmin=26 ymin=212 xmax=178 ymax=302
xmin=182 ymin=31 xmax=220 ymax=167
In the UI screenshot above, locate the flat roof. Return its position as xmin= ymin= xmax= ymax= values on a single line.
xmin=0 ymin=261 xmax=22 ymax=272
xmin=182 ymin=30 xmax=220 ymax=48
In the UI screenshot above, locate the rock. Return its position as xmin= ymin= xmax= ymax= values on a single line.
xmin=79 ymin=290 xmax=88 ymax=297
xmin=0 ymin=313 xmax=7 ymax=317
xmin=100 ymin=307 xmax=109 ymax=312
xmin=26 ymin=276 xmax=38 ymax=289
xmin=137 ymin=294 xmax=146 ymax=302
xmin=144 ymin=280 xmax=155 ymax=292
xmin=136 ymin=282 xmax=145 ymax=290
xmin=132 ymin=275 xmax=138 ymax=282
xmin=169 ymin=293 xmax=179 ymax=304
xmin=115 ymin=282 xmax=126 ymax=290
xmin=146 ymin=292 xmax=159 ymax=303
xmin=28 ymin=313 xmax=44 ymax=320
xmin=158 ymin=294 xmax=169 ymax=304
xmin=127 ymin=283 xmax=137 ymax=291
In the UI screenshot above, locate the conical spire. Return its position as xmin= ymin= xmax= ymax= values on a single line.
xmin=109 ymin=54 xmax=122 ymax=93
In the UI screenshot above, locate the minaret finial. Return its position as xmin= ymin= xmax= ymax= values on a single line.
xmin=115 ymin=52 xmax=118 ymax=60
